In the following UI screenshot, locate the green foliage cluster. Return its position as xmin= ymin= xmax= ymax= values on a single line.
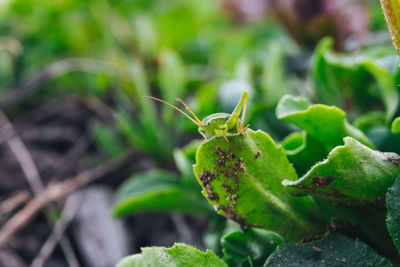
xmin=113 ymin=3 xmax=400 ymax=265
xmin=108 ymin=1 xmax=400 ymax=266
xmin=3 ymin=0 xmax=400 ymax=266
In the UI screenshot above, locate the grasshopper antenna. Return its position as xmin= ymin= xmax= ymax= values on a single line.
xmin=176 ymin=98 xmax=203 ymax=126
xmin=144 ymin=96 xmax=204 ymax=127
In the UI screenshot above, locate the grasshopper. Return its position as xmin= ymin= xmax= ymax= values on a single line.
xmin=145 ymin=91 xmax=248 ymax=141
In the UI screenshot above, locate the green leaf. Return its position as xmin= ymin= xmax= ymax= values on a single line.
xmin=392 ymin=117 xmax=400 ymax=134
xmin=221 ymin=228 xmax=283 ymax=266
xmin=363 ymin=60 xmax=398 ymax=122
xmin=193 ymin=130 xmax=326 ymax=242
xmin=116 ymin=59 xmax=171 ymax=160
xmin=174 ymin=148 xmax=196 ymax=180
xmin=158 ymin=49 xmax=186 ymax=124
xmin=133 ymin=15 xmax=158 ymax=58
xmin=281 ymin=132 xmax=328 ymax=176
xmin=113 ymin=171 xmax=209 ymax=216
xmin=353 ymin=111 xmax=387 ymax=133
xmin=91 ymin=121 xmax=124 ymax=157
xmin=386 ymin=176 xmax=400 ymax=252
xmin=311 ymin=38 xmax=399 ymax=121
xmin=311 ymin=38 xmax=341 ymax=105
xmin=265 ymin=233 xmax=392 ymax=267
xmin=277 ymin=94 xmax=373 ymax=150
xmin=261 ymin=42 xmax=288 ymax=107
xmin=283 ymin=137 xmax=400 ymax=202
xmin=116 ymin=243 xmax=227 ymax=267
xmin=173 ymin=139 xmax=201 ymax=182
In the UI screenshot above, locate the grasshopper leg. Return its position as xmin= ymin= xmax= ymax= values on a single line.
xmin=215 ymin=125 xmax=229 ymax=143
xmin=198 ymin=128 xmax=207 ymax=140
xmin=239 ymin=124 xmax=249 ymax=134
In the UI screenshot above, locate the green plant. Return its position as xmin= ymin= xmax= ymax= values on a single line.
xmin=118 ymin=93 xmax=400 ymax=266
xmin=111 ymin=2 xmax=400 ymax=266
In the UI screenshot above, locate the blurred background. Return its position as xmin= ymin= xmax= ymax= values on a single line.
xmin=0 ymin=0 xmax=398 ymax=266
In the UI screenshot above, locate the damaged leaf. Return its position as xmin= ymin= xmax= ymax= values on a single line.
xmin=283 ymin=137 xmax=400 ymax=202
xmin=193 ymin=129 xmax=327 ymax=242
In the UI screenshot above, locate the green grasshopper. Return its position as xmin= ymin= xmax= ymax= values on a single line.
xmin=145 ymin=91 xmax=248 ymax=141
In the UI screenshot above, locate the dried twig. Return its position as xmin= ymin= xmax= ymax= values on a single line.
xmin=0 ymin=248 xmax=26 ymax=267
xmin=82 ymin=97 xmax=116 ymax=128
xmin=0 ymin=111 xmax=43 ymax=194
xmin=0 ymin=151 xmax=131 ymax=248
xmin=0 ymin=119 xmax=15 ymax=145
xmin=0 ymin=110 xmax=79 ymax=265
xmin=0 ymin=191 xmax=30 ymax=217
xmin=30 ymin=194 xmax=82 ymax=267
xmin=42 ymin=135 xmax=89 ymax=180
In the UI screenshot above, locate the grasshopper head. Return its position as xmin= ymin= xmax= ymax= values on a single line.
xmin=199 ymin=113 xmax=231 ymax=138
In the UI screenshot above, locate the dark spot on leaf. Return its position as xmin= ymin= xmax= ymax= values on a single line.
xmin=255 ymin=151 xmax=261 ymax=159
xmin=222 ymin=184 xmax=234 ymax=194
xmin=199 ymin=170 xmax=219 ymax=201
xmin=296 ymin=183 xmax=349 ymax=200
xmin=206 ymin=191 xmax=218 ymax=201
xmin=312 ymin=176 xmax=334 ymax=188
xmin=232 ymin=158 xmax=245 ymax=171
xmin=299 ymin=233 xmax=327 ymax=244
xmin=385 ymin=154 xmax=400 ymax=165
xmin=220 ymin=206 xmax=248 ymax=231
xmin=198 ymin=170 xmax=215 ymax=184
xmin=312 ymin=246 xmax=321 ymax=252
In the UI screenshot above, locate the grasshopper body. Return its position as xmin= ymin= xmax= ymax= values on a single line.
xmin=145 ymin=91 xmax=248 ymax=141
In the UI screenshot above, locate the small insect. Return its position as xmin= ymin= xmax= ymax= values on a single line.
xmin=145 ymin=91 xmax=249 ymax=141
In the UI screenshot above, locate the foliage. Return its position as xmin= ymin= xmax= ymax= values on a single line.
xmin=2 ymin=0 xmax=400 ymax=266
xmin=113 ymin=1 xmax=400 ymax=266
